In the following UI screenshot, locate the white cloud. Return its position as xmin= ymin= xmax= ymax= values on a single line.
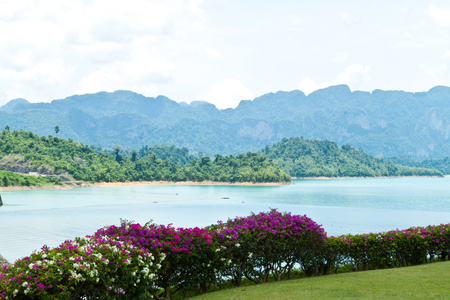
xmin=204 ymin=47 xmax=222 ymax=59
xmin=299 ymin=64 xmax=371 ymax=95
xmin=340 ymin=12 xmax=351 ymax=22
xmin=332 ymin=52 xmax=348 ymax=64
xmin=0 ymin=0 xmax=205 ymax=103
xmin=334 ymin=64 xmax=371 ymax=86
xmin=299 ymin=77 xmax=323 ymax=95
xmin=420 ymin=62 xmax=448 ymax=80
xmin=0 ymin=1 xmax=447 ymax=107
xmin=204 ymin=79 xmax=254 ymax=109
xmin=78 ymin=37 xmax=174 ymax=95
xmin=427 ymin=5 xmax=450 ymax=26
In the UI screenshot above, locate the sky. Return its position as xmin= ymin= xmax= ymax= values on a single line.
xmin=1 ymin=1 xmax=450 ymax=109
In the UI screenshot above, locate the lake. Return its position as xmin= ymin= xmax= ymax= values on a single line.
xmin=1 ymin=177 xmax=450 ymax=263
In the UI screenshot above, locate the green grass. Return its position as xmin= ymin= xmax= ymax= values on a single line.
xmin=192 ymin=261 xmax=450 ymax=299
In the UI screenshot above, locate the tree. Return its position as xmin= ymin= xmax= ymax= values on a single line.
xmin=55 ymin=125 xmax=60 ymax=136
xmin=2 ymin=175 xmax=9 ymax=187
xmin=113 ymin=146 xmax=122 ymax=163
xmin=4 ymin=125 xmax=10 ymax=131
xmin=130 ymin=150 xmax=137 ymax=162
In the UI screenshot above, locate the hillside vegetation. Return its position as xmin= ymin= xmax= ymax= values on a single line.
xmin=0 ymin=129 xmax=290 ymax=184
xmin=0 ymin=169 xmax=61 ymax=188
xmin=388 ymin=155 xmax=450 ymax=175
xmin=2 ymin=85 xmax=450 ymax=158
xmin=261 ymin=137 xmax=442 ymax=178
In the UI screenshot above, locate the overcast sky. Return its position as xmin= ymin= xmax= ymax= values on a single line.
xmin=1 ymin=1 xmax=450 ymax=108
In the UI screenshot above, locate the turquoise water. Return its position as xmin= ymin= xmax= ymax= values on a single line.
xmin=1 ymin=177 xmax=450 ymax=263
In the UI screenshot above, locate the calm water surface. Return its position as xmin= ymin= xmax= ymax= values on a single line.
xmin=1 ymin=177 xmax=450 ymax=263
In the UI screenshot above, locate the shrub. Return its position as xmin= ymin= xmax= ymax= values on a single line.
xmin=323 ymin=224 xmax=450 ymax=274
xmin=213 ymin=209 xmax=327 ymax=284
xmin=0 ymin=235 xmax=163 ymax=299
xmin=94 ymin=221 xmax=229 ymax=299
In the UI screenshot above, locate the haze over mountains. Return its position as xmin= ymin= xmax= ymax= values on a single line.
xmin=1 ymin=84 xmax=450 ymax=158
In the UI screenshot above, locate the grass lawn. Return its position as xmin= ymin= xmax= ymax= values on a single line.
xmin=192 ymin=261 xmax=450 ymax=299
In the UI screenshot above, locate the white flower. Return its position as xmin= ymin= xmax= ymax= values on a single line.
xmin=235 ymin=243 xmax=240 ymax=248
xmin=248 ymin=252 xmax=253 ymax=258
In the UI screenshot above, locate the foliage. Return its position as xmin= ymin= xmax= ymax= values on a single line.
xmin=261 ymin=137 xmax=442 ymax=178
xmin=0 ymin=235 xmax=164 ymax=299
xmin=0 ymin=170 xmax=61 ymax=187
xmin=388 ymin=155 xmax=450 ymax=175
xmin=211 ymin=209 xmax=327 ymax=285
xmin=323 ymin=224 xmax=450 ymax=274
xmin=1 ymin=209 xmax=448 ymax=299
xmin=94 ymin=221 xmax=228 ymax=299
xmin=0 ymin=129 xmax=290 ymax=184
xmin=136 ymin=145 xmax=198 ymax=166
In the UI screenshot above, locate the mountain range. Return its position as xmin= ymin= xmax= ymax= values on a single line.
xmin=1 ymin=85 xmax=450 ymax=158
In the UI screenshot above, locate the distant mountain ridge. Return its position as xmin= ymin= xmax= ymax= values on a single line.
xmin=1 ymin=85 xmax=450 ymax=158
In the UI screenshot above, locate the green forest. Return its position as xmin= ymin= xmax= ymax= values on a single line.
xmin=388 ymin=156 xmax=450 ymax=175
xmin=0 ymin=129 xmax=290 ymax=186
xmin=261 ymin=137 xmax=443 ymax=178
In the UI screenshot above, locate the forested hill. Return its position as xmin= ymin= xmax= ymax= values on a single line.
xmin=387 ymin=156 xmax=450 ymax=175
xmin=0 ymin=129 xmax=290 ymax=185
xmin=2 ymin=85 xmax=450 ymax=158
xmin=260 ymin=137 xmax=442 ymax=178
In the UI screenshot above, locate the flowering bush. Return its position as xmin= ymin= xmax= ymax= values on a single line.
xmin=213 ymin=209 xmax=327 ymax=284
xmin=324 ymin=223 xmax=450 ymax=273
xmin=94 ymin=221 xmax=229 ymax=299
xmin=0 ymin=235 xmax=163 ymax=299
xmin=1 ymin=213 xmax=447 ymax=300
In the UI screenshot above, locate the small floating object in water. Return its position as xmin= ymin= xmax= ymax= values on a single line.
xmin=153 ymin=201 xmax=158 ymax=203
xmin=222 ymin=197 xmax=230 ymax=199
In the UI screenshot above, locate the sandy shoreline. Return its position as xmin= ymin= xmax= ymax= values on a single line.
xmin=1 ymin=175 xmax=446 ymax=191
xmin=0 ymin=180 xmax=292 ymax=192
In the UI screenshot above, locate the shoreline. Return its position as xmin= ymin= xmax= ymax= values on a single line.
xmin=0 ymin=180 xmax=292 ymax=192
xmin=80 ymin=180 xmax=293 ymax=188
xmin=0 ymin=175 xmax=446 ymax=191
xmin=293 ymin=175 xmax=446 ymax=180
